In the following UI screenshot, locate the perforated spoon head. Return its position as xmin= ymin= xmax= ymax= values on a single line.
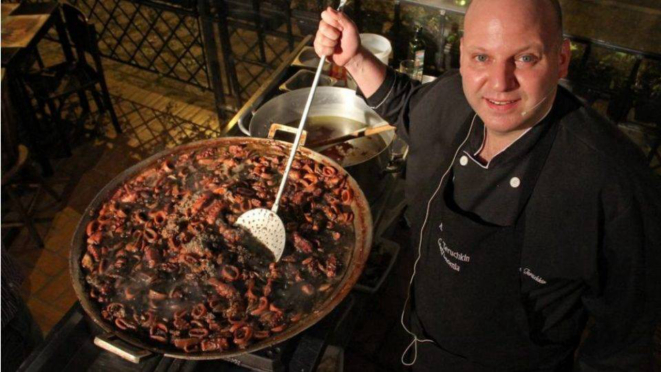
xmin=235 ymin=208 xmax=286 ymax=262
xmin=236 ymin=0 xmax=348 ymax=262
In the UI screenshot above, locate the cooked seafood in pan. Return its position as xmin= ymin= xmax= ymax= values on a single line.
xmin=81 ymin=143 xmax=357 ymax=353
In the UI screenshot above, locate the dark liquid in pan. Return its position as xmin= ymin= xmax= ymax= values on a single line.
xmin=80 ymin=143 xmax=356 ymax=353
xmin=283 ymin=117 xmax=388 ymax=166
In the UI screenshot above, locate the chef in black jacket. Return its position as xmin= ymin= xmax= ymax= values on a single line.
xmin=315 ymin=0 xmax=660 ymax=371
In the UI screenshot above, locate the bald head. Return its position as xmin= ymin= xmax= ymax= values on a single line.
xmin=466 ymin=0 xmax=564 ymax=47
xmin=459 ymin=0 xmax=572 ymax=141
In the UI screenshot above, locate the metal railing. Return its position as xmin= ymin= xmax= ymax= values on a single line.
xmin=57 ymin=0 xmax=305 ymax=116
xmin=70 ymin=0 xmax=210 ymax=89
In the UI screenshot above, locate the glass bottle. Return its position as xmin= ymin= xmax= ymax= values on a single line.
xmin=408 ymin=26 xmax=426 ymax=81
xmin=443 ymin=23 xmax=460 ymax=71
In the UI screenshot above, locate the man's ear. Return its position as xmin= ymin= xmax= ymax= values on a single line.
xmin=558 ymin=39 xmax=571 ymax=79
xmin=459 ymin=37 xmax=465 ymax=75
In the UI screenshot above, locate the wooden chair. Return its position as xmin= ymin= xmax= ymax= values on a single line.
xmin=1 ymin=146 xmax=63 ymax=247
xmin=23 ymin=3 xmax=121 ymax=156
xmin=2 ymin=74 xmax=62 ymax=247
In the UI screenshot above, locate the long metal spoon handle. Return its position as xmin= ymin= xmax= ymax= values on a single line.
xmin=271 ymin=55 xmax=327 ymax=214
xmin=271 ymin=0 xmax=347 ymax=214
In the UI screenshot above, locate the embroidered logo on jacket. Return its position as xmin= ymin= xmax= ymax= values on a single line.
xmin=437 ymin=237 xmax=471 ymax=272
xmin=520 ymin=267 xmax=547 ymax=284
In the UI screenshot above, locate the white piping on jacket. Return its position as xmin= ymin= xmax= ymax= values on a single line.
xmin=400 ymin=113 xmax=478 ymax=366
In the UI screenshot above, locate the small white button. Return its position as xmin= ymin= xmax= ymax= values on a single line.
xmin=510 ymin=177 xmax=521 ymax=188
xmin=459 ymin=156 xmax=468 ymax=166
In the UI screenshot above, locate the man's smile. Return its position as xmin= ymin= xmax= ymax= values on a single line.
xmin=484 ymin=98 xmax=521 ymax=111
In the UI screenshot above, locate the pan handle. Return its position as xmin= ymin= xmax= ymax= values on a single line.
xmin=383 ymin=157 xmax=406 ymax=174
xmin=267 ymin=123 xmax=308 ymax=147
xmin=94 ymin=333 xmax=151 ymax=363
xmin=238 ymin=116 xmax=251 ymax=136
xmin=382 ymin=137 xmax=409 ymax=174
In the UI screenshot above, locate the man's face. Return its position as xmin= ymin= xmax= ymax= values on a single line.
xmin=459 ymin=0 xmax=570 ymax=135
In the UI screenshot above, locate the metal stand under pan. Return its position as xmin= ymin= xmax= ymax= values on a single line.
xmin=20 ymin=296 xmax=356 ymax=372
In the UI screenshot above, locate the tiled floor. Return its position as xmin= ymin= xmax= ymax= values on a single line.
xmin=3 ymin=78 xmax=222 ymax=334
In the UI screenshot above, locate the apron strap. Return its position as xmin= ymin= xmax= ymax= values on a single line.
xmin=399 ymin=113 xmax=479 ymax=367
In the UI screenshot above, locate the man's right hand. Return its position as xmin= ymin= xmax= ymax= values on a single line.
xmin=314 ymin=7 xmax=360 ymax=67
xmin=313 ymin=7 xmax=387 ymax=98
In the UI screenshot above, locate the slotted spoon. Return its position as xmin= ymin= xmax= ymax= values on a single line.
xmin=236 ymin=0 xmax=349 ymax=262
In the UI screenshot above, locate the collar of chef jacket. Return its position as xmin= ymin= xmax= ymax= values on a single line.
xmin=451 ymin=100 xmax=560 ymax=227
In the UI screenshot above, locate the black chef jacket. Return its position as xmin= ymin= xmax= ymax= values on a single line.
xmin=361 ymin=69 xmax=661 ymax=371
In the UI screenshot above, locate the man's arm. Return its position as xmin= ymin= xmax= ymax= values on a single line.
xmin=314 ymin=9 xmax=435 ymax=142
xmin=576 ymin=192 xmax=659 ymax=371
xmin=344 ymin=45 xmax=387 ymax=99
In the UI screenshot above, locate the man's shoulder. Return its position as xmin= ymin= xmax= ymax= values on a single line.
xmin=424 ymin=69 xmax=464 ymax=97
xmin=549 ymin=88 xmax=660 ymax=205
xmin=554 ymin=88 xmax=648 ymax=175
xmin=412 ymin=69 xmax=471 ymax=122
xmin=402 ymin=69 xmax=472 ymax=141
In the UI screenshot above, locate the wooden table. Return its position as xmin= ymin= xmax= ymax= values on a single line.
xmin=2 ymin=2 xmax=74 ymax=68
xmin=1 ymin=2 xmax=75 ymax=176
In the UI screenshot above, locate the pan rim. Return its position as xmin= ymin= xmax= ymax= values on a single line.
xmin=69 ymin=137 xmax=373 ymax=360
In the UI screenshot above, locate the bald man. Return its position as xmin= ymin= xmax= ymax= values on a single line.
xmin=315 ymin=0 xmax=660 ymax=371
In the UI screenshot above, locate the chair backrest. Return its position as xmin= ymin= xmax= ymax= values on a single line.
xmin=2 ymin=74 xmax=20 ymax=175
xmin=61 ymin=3 xmax=98 ymax=66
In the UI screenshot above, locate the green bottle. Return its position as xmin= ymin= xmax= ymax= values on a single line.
xmin=408 ymin=26 xmax=426 ymax=81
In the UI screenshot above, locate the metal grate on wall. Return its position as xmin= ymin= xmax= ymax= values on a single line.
xmin=4 ymin=0 xmax=307 ymax=110
xmin=220 ymin=0 xmax=301 ymax=103
xmin=68 ymin=0 xmax=302 ymax=105
xmin=69 ymin=0 xmax=210 ymax=90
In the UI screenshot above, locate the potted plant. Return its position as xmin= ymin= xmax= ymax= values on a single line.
xmin=633 ymin=60 xmax=661 ymax=124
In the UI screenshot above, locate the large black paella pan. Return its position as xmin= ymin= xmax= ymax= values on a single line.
xmin=69 ymin=137 xmax=372 ymax=360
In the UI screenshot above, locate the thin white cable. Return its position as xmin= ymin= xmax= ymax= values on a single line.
xmin=400 ymin=113 xmax=478 ymax=367
xmin=369 ymin=78 xmax=395 ymax=110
